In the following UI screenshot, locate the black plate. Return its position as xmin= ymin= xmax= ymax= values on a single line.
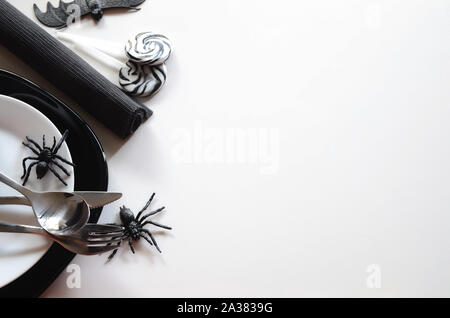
xmin=0 ymin=69 xmax=108 ymax=297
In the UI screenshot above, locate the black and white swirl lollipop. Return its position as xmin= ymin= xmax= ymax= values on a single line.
xmin=119 ymin=61 xmax=167 ymax=97
xmin=55 ymin=31 xmax=172 ymax=98
xmin=125 ymin=32 xmax=172 ymax=66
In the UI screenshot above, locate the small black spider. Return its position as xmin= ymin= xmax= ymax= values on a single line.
xmin=108 ymin=193 xmax=172 ymax=260
xmin=21 ymin=130 xmax=74 ymax=186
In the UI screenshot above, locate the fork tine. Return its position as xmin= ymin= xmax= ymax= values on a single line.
xmin=88 ymin=228 xmax=124 ymax=235
xmin=88 ymin=231 xmax=124 ymax=237
xmin=86 ymin=236 xmax=123 ymax=243
xmin=88 ymin=231 xmax=123 ymax=237
xmin=84 ymin=243 xmax=121 ymax=255
xmin=86 ymin=224 xmax=124 ymax=234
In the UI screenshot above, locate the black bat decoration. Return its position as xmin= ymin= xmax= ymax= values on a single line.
xmin=33 ymin=0 xmax=146 ymax=28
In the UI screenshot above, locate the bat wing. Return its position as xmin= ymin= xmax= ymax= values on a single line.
xmin=99 ymin=0 xmax=146 ymax=8
xmin=34 ymin=0 xmax=146 ymax=28
xmin=33 ymin=0 xmax=90 ymax=28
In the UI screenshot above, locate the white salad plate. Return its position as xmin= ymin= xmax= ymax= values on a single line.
xmin=0 ymin=94 xmax=74 ymax=288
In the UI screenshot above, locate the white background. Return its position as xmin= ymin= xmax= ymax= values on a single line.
xmin=1 ymin=0 xmax=450 ymax=297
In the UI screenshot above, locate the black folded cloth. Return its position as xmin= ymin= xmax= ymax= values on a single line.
xmin=0 ymin=0 xmax=152 ymax=139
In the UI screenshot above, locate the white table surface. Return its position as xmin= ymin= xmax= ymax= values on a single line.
xmin=1 ymin=0 xmax=450 ymax=297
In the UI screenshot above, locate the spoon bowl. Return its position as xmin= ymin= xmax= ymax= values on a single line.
xmin=0 ymin=171 xmax=90 ymax=236
xmin=29 ymin=191 xmax=90 ymax=235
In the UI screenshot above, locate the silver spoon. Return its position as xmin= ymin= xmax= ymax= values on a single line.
xmin=0 ymin=171 xmax=90 ymax=236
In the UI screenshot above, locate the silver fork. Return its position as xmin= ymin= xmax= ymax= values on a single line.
xmin=0 ymin=223 xmax=124 ymax=255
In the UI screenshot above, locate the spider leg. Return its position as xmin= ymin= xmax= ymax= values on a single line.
xmin=128 ymin=238 xmax=135 ymax=254
xmin=141 ymin=220 xmax=172 ymax=230
xmin=22 ymin=142 xmax=40 ymax=156
xmin=141 ymin=229 xmax=161 ymax=253
xmin=107 ymin=233 xmax=128 ymax=261
xmin=42 ymin=135 xmax=46 ymax=148
xmin=21 ymin=157 xmax=38 ymax=179
xmin=107 ymin=248 xmax=119 ymax=261
xmin=136 ymin=193 xmax=155 ymax=221
xmin=25 ymin=137 xmax=43 ymax=151
xmin=54 ymin=154 xmax=75 ymax=167
xmin=22 ymin=161 xmax=39 ymax=186
xmin=48 ymin=165 xmax=68 ymax=186
xmin=52 ymin=160 xmax=71 ymax=176
xmin=53 ymin=130 xmax=69 ymax=153
xmin=139 ymin=206 xmax=166 ymax=223
xmin=51 ymin=136 xmax=56 ymax=151
xmin=139 ymin=233 xmax=154 ymax=247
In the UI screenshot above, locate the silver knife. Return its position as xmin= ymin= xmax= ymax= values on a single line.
xmin=0 ymin=192 xmax=122 ymax=209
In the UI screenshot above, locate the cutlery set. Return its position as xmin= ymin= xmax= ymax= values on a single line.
xmin=0 ymin=170 xmax=124 ymax=255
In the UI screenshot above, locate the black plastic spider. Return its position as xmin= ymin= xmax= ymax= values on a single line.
xmin=108 ymin=193 xmax=172 ymax=260
xmin=21 ymin=130 xmax=74 ymax=186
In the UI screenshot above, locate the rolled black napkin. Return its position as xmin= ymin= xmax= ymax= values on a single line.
xmin=0 ymin=0 xmax=152 ymax=139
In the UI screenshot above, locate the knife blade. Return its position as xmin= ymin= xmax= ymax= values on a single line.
xmin=71 ymin=192 xmax=122 ymax=208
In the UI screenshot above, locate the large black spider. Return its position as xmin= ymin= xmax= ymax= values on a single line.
xmin=108 ymin=193 xmax=172 ymax=260
xmin=21 ymin=130 xmax=74 ymax=186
